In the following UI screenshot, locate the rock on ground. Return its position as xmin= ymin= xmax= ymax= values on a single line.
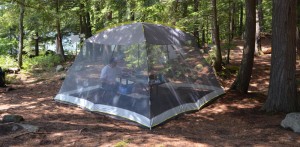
xmin=2 ymin=115 xmax=24 ymax=123
xmin=281 ymin=112 xmax=300 ymax=133
xmin=56 ymin=65 xmax=64 ymax=72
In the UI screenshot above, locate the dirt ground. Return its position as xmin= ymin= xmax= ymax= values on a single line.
xmin=0 ymin=39 xmax=300 ymax=146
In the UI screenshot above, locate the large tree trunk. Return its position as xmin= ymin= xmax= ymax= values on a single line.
xmin=56 ymin=0 xmax=65 ymax=61
xmin=297 ymin=1 xmax=300 ymax=59
xmin=18 ymin=0 xmax=25 ymax=68
xmin=264 ymin=0 xmax=299 ymax=112
xmin=231 ymin=0 xmax=256 ymax=93
xmin=211 ymin=0 xmax=222 ymax=72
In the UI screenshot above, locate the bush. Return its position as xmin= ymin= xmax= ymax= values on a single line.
xmin=204 ymin=46 xmax=217 ymax=65
xmin=23 ymin=55 xmax=61 ymax=72
xmin=5 ymin=74 xmax=21 ymax=84
xmin=0 ymin=55 xmax=18 ymax=70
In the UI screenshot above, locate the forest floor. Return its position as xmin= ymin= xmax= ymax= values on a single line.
xmin=0 ymin=39 xmax=300 ymax=146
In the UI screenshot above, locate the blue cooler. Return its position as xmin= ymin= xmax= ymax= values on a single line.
xmin=118 ymin=84 xmax=133 ymax=94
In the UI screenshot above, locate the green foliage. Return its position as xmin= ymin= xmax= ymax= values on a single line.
xmin=218 ymin=65 xmax=239 ymax=79
xmin=0 ymin=55 xmax=18 ymax=70
xmin=262 ymin=0 xmax=272 ymax=32
xmin=205 ymin=47 xmax=217 ymax=65
xmin=23 ymin=55 xmax=61 ymax=72
xmin=0 ymin=38 xmax=17 ymax=55
xmin=114 ymin=138 xmax=132 ymax=147
xmin=0 ymin=0 xmax=274 ymax=72
xmin=123 ymin=43 xmax=154 ymax=71
xmin=222 ymin=43 xmax=236 ymax=51
xmin=5 ymin=74 xmax=21 ymax=84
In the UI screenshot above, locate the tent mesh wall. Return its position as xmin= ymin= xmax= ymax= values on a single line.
xmin=55 ymin=23 xmax=224 ymax=128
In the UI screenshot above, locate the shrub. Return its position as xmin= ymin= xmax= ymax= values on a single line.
xmin=23 ymin=55 xmax=61 ymax=72
xmin=0 ymin=55 xmax=18 ymax=70
xmin=204 ymin=46 xmax=217 ymax=65
xmin=5 ymin=74 xmax=21 ymax=84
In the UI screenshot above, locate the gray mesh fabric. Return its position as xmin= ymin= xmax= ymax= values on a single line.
xmin=54 ymin=22 xmax=224 ymax=128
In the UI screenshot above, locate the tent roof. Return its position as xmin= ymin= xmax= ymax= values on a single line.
xmin=86 ymin=22 xmax=194 ymax=46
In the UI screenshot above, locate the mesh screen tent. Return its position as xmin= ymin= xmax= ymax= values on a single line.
xmin=54 ymin=22 xmax=224 ymax=128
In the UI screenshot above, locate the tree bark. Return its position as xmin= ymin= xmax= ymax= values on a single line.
xmin=79 ymin=3 xmax=85 ymax=35
xmin=85 ymin=0 xmax=92 ymax=38
xmin=211 ymin=0 xmax=222 ymax=72
xmin=56 ymin=0 xmax=65 ymax=61
xmin=264 ymin=0 xmax=298 ymax=112
xmin=193 ymin=0 xmax=200 ymax=47
xmin=85 ymin=12 xmax=92 ymax=38
xmin=107 ymin=11 xmax=112 ymax=21
xmin=18 ymin=0 xmax=25 ymax=68
xmin=297 ymin=1 xmax=300 ymax=59
xmin=202 ymin=27 xmax=206 ymax=48
xmin=231 ymin=0 xmax=256 ymax=93
xmin=255 ymin=3 xmax=262 ymax=55
xmin=129 ymin=1 xmax=135 ymax=21
xmin=34 ymin=32 xmax=39 ymax=56
xmin=130 ymin=11 xmax=135 ymax=21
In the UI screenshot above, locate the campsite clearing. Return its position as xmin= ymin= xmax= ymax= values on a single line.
xmin=0 ymin=40 xmax=300 ymax=146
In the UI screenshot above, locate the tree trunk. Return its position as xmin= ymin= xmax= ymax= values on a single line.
xmin=172 ymin=0 xmax=180 ymax=25
xmin=202 ymin=27 xmax=206 ymax=48
xmin=193 ymin=0 xmax=200 ymax=47
xmin=255 ymin=4 xmax=262 ymax=55
xmin=129 ymin=1 xmax=135 ymax=21
xmin=18 ymin=0 xmax=25 ymax=68
xmin=211 ymin=0 xmax=222 ymax=72
xmin=231 ymin=0 xmax=256 ymax=93
xmin=85 ymin=12 xmax=92 ymax=38
xmin=56 ymin=0 xmax=65 ymax=61
xmin=297 ymin=1 xmax=300 ymax=59
xmin=264 ymin=0 xmax=298 ymax=112
xmin=130 ymin=11 xmax=135 ymax=21
xmin=84 ymin=0 xmax=92 ymax=38
xmin=297 ymin=28 xmax=300 ymax=59
xmin=34 ymin=31 xmax=39 ymax=56
xmin=107 ymin=11 xmax=112 ymax=21
xmin=227 ymin=0 xmax=233 ymax=64
xmin=239 ymin=2 xmax=244 ymax=37
xmin=232 ymin=2 xmax=236 ymax=39
xmin=79 ymin=3 xmax=85 ymax=35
